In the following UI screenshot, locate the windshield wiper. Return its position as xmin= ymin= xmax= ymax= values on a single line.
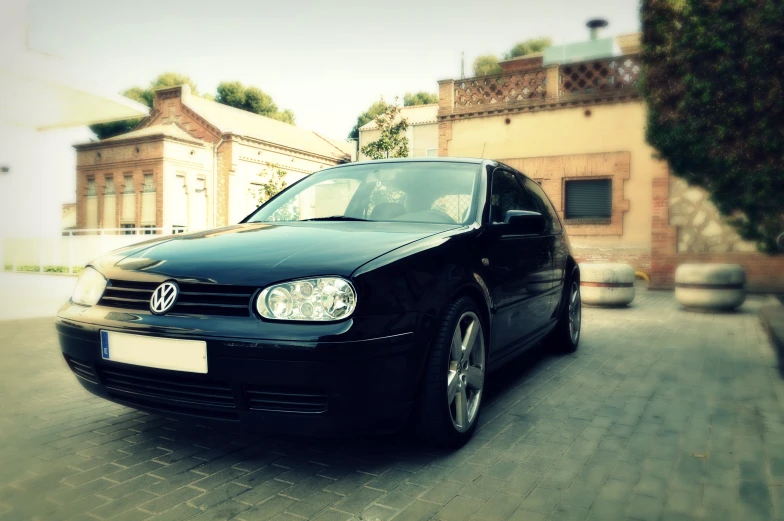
xmin=299 ymin=216 xmax=370 ymax=222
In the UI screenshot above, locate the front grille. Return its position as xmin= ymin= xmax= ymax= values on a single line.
xmin=65 ymin=355 xmax=98 ymax=384
xmin=245 ymin=386 xmax=328 ymax=413
xmin=96 ymin=365 xmax=236 ymax=409
xmin=98 ymin=279 xmax=255 ymax=317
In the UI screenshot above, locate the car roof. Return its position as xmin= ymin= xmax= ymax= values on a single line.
xmin=334 ymin=157 xmax=491 ymax=168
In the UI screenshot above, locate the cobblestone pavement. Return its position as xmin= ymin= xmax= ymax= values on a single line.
xmin=1 ymin=290 xmax=782 ymax=521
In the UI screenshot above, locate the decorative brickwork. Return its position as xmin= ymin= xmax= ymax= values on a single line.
xmin=76 ymin=150 xmax=165 ymax=231
xmin=438 ymin=55 xmax=642 ymax=123
xmin=560 ymin=56 xmax=641 ymax=98
xmin=453 ymin=71 xmax=546 ymax=110
xmin=499 ymin=152 xmax=631 ymax=237
xmin=139 ymin=100 xmax=223 ymax=144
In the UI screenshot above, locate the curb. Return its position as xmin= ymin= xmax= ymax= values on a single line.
xmin=761 ymin=297 xmax=784 ymax=366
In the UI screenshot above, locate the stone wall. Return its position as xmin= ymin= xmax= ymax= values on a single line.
xmin=650 ymin=163 xmax=784 ymax=292
xmin=669 ymin=178 xmax=757 ymax=253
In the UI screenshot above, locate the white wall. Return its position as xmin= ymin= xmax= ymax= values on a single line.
xmin=0 ymin=122 xmax=90 ymax=238
xmin=3 ymin=234 xmax=154 ymax=269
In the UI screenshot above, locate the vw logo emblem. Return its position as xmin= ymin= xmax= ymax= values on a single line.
xmin=150 ymin=281 xmax=179 ymax=315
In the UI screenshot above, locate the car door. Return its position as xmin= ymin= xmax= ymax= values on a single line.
xmin=521 ymin=176 xmax=566 ymax=320
xmin=485 ymin=168 xmax=554 ymax=360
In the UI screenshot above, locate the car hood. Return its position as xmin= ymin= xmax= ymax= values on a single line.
xmin=93 ymin=222 xmax=457 ymax=286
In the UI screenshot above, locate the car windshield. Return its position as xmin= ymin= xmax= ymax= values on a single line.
xmin=247 ymin=161 xmax=480 ymax=225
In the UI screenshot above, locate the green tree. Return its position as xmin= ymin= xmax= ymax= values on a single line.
xmin=88 ymin=86 xmax=147 ymax=140
xmin=347 ymin=99 xmax=387 ymax=140
xmin=272 ymin=109 xmax=295 ymax=124
xmin=91 ymin=74 xmax=295 ymax=140
xmin=252 ymin=163 xmax=299 ymax=221
xmin=360 ymin=98 xmax=410 ymax=160
xmin=215 ymin=81 xmax=295 ymax=124
xmin=251 ymin=163 xmax=288 ymax=205
xmin=150 ymin=73 xmax=200 ymax=99
xmin=403 ymin=91 xmax=439 ymax=106
xmin=472 ymin=54 xmax=502 ymax=77
xmin=89 ymin=73 xmax=200 ymax=140
xmin=642 ymin=0 xmax=784 ymax=253
xmin=504 ymin=37 xmax=552 ymax=60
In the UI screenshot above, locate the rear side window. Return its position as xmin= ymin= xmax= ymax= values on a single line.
xmin=522 ymin=177 xmax=563 ymax=234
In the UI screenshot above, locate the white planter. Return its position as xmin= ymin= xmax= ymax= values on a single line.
xmin=579 ymin=263 xmax=635 ymax=307
xmin=675 ymin=263 xmax=746 ymax=311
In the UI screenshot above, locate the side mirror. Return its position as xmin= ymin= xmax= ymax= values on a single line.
xmin=504 ymin=210 xmax=546 ymax=235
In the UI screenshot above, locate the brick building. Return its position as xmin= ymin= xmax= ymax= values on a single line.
xmin=437 ymin=32 xmax=783 ymax=291
xmin=74 ymin=85 xmax=352 ymax=234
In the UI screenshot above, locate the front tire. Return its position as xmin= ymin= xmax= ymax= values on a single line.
xmin=549 ymin=267 xmax=581 ymax=353
xmin=417 ymin=297 xmax=487 ymax=446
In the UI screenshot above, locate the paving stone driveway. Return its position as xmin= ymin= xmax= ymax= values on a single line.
xmin=1 ymin=290 xmax=782 ymax=521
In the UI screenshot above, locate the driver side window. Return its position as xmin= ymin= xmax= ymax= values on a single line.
xmin=490 ymin=169 xmax=535 ymax=223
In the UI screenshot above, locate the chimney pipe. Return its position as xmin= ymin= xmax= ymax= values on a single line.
xmin=587 ymin=19 xmax=608 ymax=40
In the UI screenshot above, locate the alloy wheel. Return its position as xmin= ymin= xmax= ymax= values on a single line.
xmin=447 ymin=311 xmax=485 ymax=433
xmin=568 ymin=281 xmax=581 ymax=345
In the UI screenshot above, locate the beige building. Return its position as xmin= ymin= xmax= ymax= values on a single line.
xmin=74 ymin=85 xmax=352 ymax=233
xmin=437 ymin=31 xmax=783 ymax=291
xmin=357 ymin=104 xmax=438 ymax=161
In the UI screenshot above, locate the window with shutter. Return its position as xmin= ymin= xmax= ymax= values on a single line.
xmin=565 ymin=179 xmax=612 ymax=219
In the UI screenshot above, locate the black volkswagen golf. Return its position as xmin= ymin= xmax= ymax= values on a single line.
xmin=57 ymin=158 xmax=581 ymax=446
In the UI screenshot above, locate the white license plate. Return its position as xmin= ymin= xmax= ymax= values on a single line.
xmin=100 ymin=331 xmax=208 ymax=374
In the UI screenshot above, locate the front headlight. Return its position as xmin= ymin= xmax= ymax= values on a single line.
xmin=256 ymin=277 xmax=357 ymax=321
xmin=71 ymin=267 xmax=107 ymax=306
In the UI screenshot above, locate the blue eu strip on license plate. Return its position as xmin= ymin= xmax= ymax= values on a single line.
xmin=100 ymin=331 xmax=110 ymax=359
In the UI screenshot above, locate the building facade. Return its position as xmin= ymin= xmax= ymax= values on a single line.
xmin=357 ymin=104 xmax=438 ymax=161
xmin=74 ymin=85 xmax=352 ymax=234
xmin=437 ymin=33 xmax=783 ymax=291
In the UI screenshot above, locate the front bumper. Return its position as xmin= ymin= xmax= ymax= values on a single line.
xmin=56 ymin=304 xmax=424 ymax=436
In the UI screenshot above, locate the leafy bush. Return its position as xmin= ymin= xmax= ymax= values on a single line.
xmin=4 ymin=265 xmax=83 ymax=274
xmin=642 ymin=0 xmax=784 ymax=253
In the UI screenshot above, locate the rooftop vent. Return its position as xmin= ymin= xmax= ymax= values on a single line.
xmin=587 ymin=19 xmax=609 ymax=40
xmin=543 ymin=18 xmax=619 ymax=66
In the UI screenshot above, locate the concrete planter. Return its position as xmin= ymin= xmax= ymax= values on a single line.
xmin=579 ymin=263 xmax=635 ymax=307
xmin=675 ymin=263 xmax=746 ymax=311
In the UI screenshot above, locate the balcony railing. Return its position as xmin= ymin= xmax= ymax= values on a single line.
xmin=444 ymin=54 xmax=641 ymax=116
xmin=559 ymin=55 xmax=641 ymax=97
xmin=453 ymin=69 xmax=547 ymax=109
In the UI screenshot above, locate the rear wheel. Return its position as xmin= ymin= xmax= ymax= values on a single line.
xmin=417 ymin=297 xmax=486 ymax=446
xmin=549 ymin=267 xmax=581 ymax=353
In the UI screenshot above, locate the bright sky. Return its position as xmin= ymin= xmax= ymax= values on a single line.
xmin=27 ymin=0 xmax=640 ymax=140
